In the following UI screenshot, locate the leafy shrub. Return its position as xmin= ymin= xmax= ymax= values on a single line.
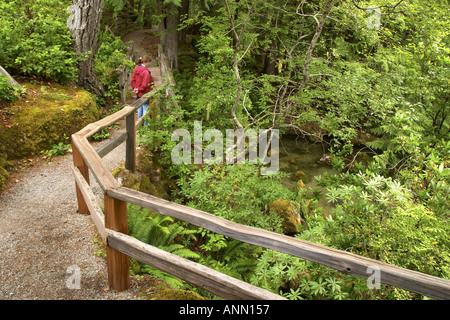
xmin=250 ymin=249 xmax=352 ymax=300
xmin=0 ymin=76 xmax=18 ymax=102
xmin=315 ymin=170 xmax=450 ymax=299
xmin=177 ymin=163 xmax=289 ymax=232
xmin=0 ymin=0 xmax=78 ymax=83
xmin=94 ymin=31 xmax=135 ymax=103
xmin=41 ymin=141 xmax=72 ymax=157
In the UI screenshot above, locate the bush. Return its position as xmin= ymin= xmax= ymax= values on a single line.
xmin=94 ymin=31 xmax=135 ymax=103
xmin=0 ymin=76 xmax=18 ymax=102
xmin=314 ymin=170 xmax=450 ymax=299
xmin=0 ymin=0 xmax=78 ymax=83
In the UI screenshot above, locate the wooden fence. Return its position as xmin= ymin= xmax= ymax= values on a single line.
xmin=71 ymin=52 xmax=450 ymax=301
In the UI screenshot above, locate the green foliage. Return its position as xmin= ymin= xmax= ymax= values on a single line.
xmin=315 ymin=170 xmax=450 ymax=298
xmin=128 ymin=203 xmax=199 ymax=259
xmin=177 ymin=163 xmax=290 ymax=232
xmin=0 ymin=76 xmax=19 ymax=102
xmin=112 ymin=0 xmax=450 ymax=300
xmin=137 ymin=95 xmax=191 ymax=179
xmin=127 ymin=203 xmax=200 ymax=288
xmin=176 ymin=13 xmax=238 ymax=127
xmin=0 ymin=0 xmax=78 ymax=83
xmin=94 ymin=31 xmax=135 ymax=102
xmin=250 ymin=249 xmax=352 ymax=300
xmin=40 ymin=134 xmax=71 ymax=157
xmin=93 ymin=232 xmax=107 ymax=258
xmin=91 ymin=128 xmax=111 ymax=141
xmin=197 ymin=233 xmax=260 ymax=283
xmin=41 ymin=142 xmax=72 ymax=157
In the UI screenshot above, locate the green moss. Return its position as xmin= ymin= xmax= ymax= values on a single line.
xmin=136 ymin=274 xmax=207 ymax=300
xmin=135 ymin=148 xmax=174 ymax=199
xmin=0 ymin=154 xmax=13 ymax=189
xmin=42 ymin=93 xmax=73 ymax=101
xmin=0 ymin=82 xmax=100 ymax=159
xmin=269 ymin=199 xmax=303 ymax=235
xmin=0 ymin=166 xmax=9 ymax=189
xmin=112 ymin=167 xmax=141 ymax=190
xmin=150 ymin=288 xmax=207 ymax=300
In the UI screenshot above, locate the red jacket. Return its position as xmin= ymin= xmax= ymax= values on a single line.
xmin=131 ymin=65 xmax=154 ymax=97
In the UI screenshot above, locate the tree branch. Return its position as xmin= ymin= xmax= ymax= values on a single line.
xmin=351 ymin=0 xmax=406 ymax=15
xmin=224 ymin=0 xmax=256 ymax=130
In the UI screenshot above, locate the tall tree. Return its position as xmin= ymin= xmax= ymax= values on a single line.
xmin=157 ymin=0 xmax=181 ymax=70
xmin=68 ymin=0 xmax=105 ymax=97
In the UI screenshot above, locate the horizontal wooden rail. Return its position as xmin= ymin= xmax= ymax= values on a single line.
xmin=107 ymin=229 xmax=286 ymax=300
xmin=107 ymin=186 xmax=450 ymax=300
xmin=95 ymin=131 xmax=127 ymax=158
xmin=72 ymin=134 xmax=120 ymax=192
xmin=77 ymin=95 xmax=153 ymax=139
xmin=72 ymin=166 xmax=108 ymax=242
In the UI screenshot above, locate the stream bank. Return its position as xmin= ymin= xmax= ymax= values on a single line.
xmin=278 ymin=135 xmax=338 ymax=216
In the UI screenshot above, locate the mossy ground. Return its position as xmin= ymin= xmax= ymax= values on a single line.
xmin=135 ymin=274 xmax=207 ymax=300
xmin=0 ymin=81 xmax=100 ymax=160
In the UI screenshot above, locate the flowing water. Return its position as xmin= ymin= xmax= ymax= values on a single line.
xmin=278 ymin=135 xmax=338 ymax=215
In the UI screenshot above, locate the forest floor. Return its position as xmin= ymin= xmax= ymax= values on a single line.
xmin=0 ymin=28 xmax=165 ymax=300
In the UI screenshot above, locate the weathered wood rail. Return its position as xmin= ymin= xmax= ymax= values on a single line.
xmin=71 ymin=52 xmax=450 ymax=300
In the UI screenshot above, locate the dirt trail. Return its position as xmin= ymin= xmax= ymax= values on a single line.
xmin=0 ymin=29 xmax=161 ymax=300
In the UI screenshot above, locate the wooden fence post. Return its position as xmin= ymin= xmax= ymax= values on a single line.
xmin=72 ymin=138 xmax=90 ymax=215
xmin=104 ymin=194 xmax=130 ymax=291
xmin=125 ymin=110 xmax=136 ymax=173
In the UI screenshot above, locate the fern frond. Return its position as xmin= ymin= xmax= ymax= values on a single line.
xmin=164 ymin=244 xmax=201 ymax=260
xmin=219 ymin=240 xmax=248 ymax=260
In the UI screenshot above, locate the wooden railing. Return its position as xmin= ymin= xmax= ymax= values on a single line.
xmin=70 ymin=53 xmax=450 ymax=301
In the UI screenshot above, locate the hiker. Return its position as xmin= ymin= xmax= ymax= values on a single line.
xmin=131 ymin=55 xmax=154 ymax=121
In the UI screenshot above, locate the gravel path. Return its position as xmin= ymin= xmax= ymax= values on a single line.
xmin=0 ymin=134 xmax=143 ymax=300
xmin=0 ymin=29 xmax=162 ymax=300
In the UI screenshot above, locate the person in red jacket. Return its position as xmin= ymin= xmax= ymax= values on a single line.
xmin=131 ymin=55 xmax=154 ymax=121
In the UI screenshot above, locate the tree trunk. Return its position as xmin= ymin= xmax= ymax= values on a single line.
xmin=178 ymin=0 xmax=190 ymax=43
xmin=263 ymin=39 xmax=278 ymax=75
xmin=157 ymin=0 xmax=180 ymax=71
xmin=300 ymin=0 xmax=334 ymax=88
xmin=272 ymin=0 xmax=335 ymax=129
xmin=68 ymin=0 xmax=105 ymax=98
xmin=165 ymin=3 xmax=179 ymax=71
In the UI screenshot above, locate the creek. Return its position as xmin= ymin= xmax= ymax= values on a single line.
xmin=278 ymin=135 xmax=338 ymax=216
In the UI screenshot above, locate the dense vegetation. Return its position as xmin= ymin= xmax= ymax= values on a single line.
xmin=135 ymin=0 xmax=449 ymax=300
xmin=1 ymin=0 xmax=448 ymax=300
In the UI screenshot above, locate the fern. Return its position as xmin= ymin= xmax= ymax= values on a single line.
xmin=198 ymin=239 xmax=260 ymax=281
xmin=127 ymin=204 xmax=201 ymax=287
xmin=128 ymin=203 xmax=198 ymax=257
